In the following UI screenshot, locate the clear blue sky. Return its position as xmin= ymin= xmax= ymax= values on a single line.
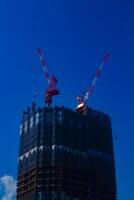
xmin=0 ymin=0 xmax=133 ymax=199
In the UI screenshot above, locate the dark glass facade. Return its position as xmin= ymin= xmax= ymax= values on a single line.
xmin=17 ymin=105 xmax=117 ymax=200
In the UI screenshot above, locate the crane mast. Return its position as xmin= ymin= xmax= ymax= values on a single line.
xmin=37 ymin=48 xmax=59 ymax=106
xmin=76 ymin=53 xmax=109 ymax=114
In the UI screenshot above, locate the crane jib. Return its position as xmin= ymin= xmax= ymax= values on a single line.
xmin=37 ymin=48 xmax=59 ymax=105
xmin=76 ymin=53 xmax=110 ymax=111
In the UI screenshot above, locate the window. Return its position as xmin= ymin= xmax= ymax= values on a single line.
xmin=52 ymin=145 xmax=55 ymax=150
xmin=69 ymin=119 xmax=73 ymax=127
xmin=20 ymin=124 xmax=22 ymax=135
xmin=30 ymin=117 xmax=33 ymax=128
xmin=36 ymin=113 xmax=39 ymax=125
xmin=24 ymin=121 xmax=27 ymax=132
xmin=57 ymin=111 xmax=64 ymax=124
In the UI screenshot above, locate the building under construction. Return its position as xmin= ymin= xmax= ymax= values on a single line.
xmin=17 ymin=103 xmax=117 ymax=200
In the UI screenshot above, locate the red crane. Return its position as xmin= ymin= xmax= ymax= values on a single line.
xmin=76 ymin=53 xmax=110 ymax=114
xmin=37 ymin=48 xmax=59 ymax=106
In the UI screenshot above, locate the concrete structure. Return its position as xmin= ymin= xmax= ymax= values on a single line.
xmin=17 ymin=103 xmax=117 ymax=200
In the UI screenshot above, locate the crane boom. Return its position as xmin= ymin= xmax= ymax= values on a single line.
xmin=84 ymin=53 xmax=109 ymax=102
xmin=37 ymin=48 xmax=59 ymax=106
xmin=37 ymin=48 xmax=50 ymax=84
xmin=76 ymin=53 xmax=109 ymax=114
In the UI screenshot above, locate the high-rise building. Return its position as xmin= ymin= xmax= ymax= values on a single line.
xmin=17 ymin=103 xmax=117 ymax=200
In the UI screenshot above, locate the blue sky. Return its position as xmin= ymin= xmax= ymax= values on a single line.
xmin=0 ymin=0 xmax=133 ymax=199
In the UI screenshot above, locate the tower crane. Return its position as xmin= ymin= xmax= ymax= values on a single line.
xmin=37 ymin=48 xmax=59 ymax=106
xmin=76 ymin=53 xmax=110 ymax=114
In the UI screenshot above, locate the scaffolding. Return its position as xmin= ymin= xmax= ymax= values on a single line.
xmin=17 ymin=105 xmax=117 ymax=200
